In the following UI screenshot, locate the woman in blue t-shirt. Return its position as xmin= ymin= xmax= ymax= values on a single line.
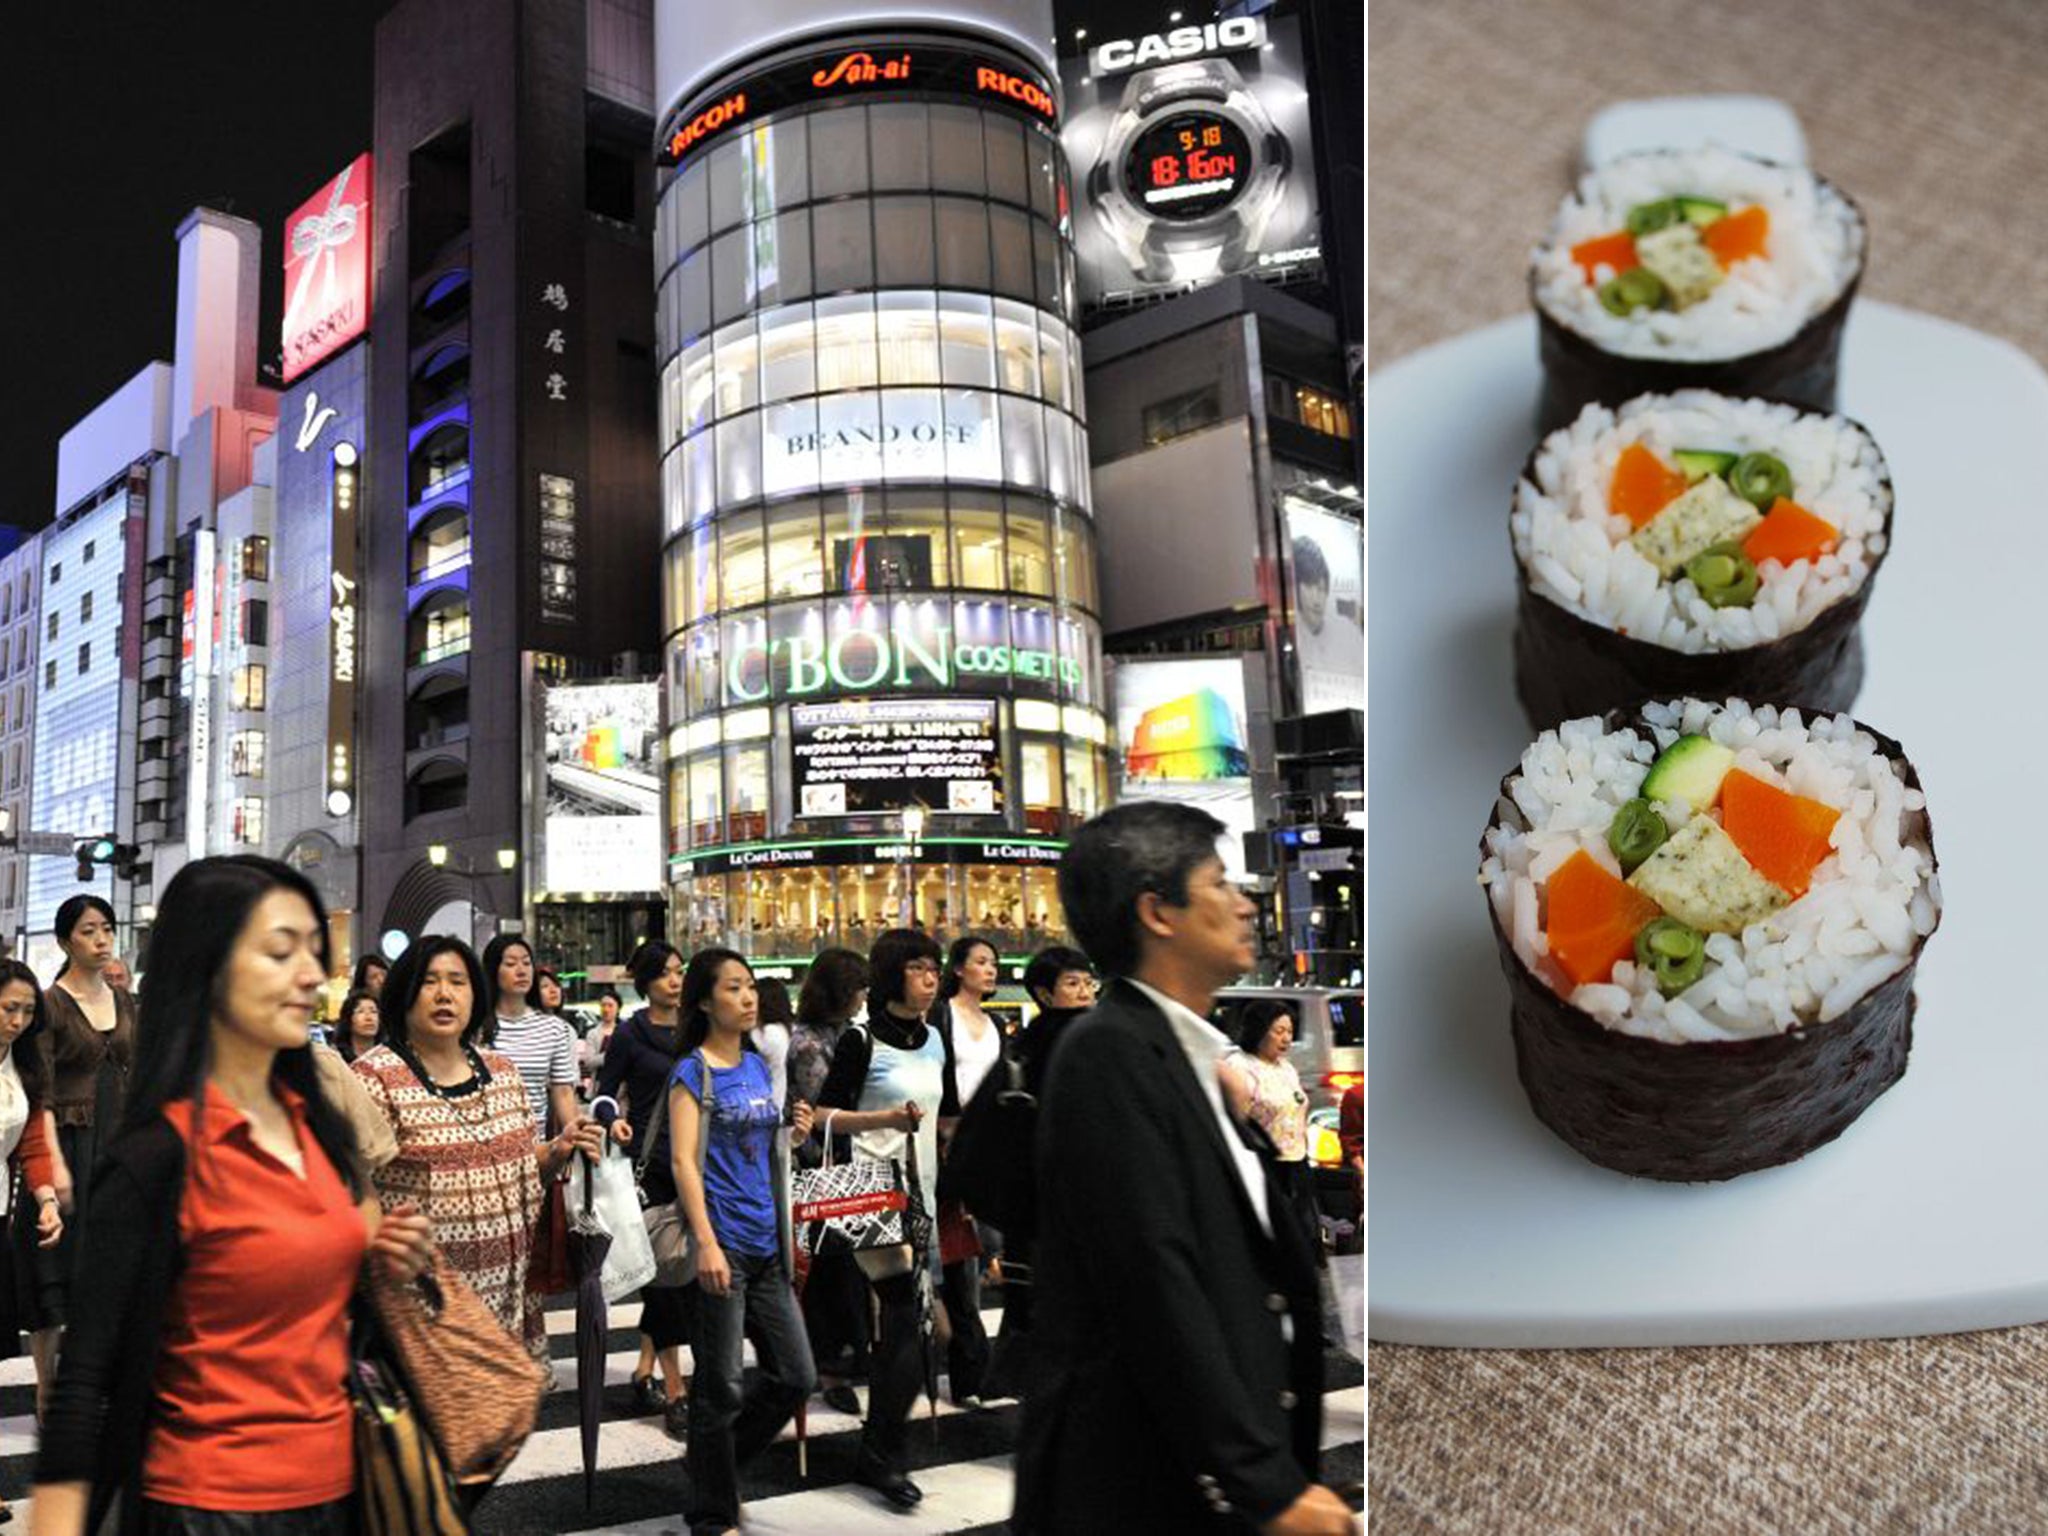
xmin=670 ymin=948 xmax=816 ymax=1536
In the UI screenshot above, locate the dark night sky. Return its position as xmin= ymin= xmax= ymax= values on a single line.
xmin=0 ymin=5 xmax=387 ymax=529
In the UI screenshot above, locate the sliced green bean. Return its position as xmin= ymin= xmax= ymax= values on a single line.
xmin=1607 ymin=798 xmax=1669 ymax=874
xmin=1684 ymin=542 xmax=1761 ymax=609
xmin=1633 ymin=917 xmax=1707 ymax=996
xmin=1625 ymin=199 xmax=1683 ymax=236
xmin=1598 ymin=267 xmax=1667 ymax=316
xmin=1729 ymin=451 xmax=1792 ymax=508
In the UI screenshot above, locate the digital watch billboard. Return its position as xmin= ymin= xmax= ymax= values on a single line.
xmin=1060 ymin=15 xmax=1322 ymax=307
xmin=791 ymin=698 xmax=1003 ymax=817
xmin=1113 ymin=657 xmax=1251 ymax=783
xmin=541 ymin=680 xmax=663 ymax=896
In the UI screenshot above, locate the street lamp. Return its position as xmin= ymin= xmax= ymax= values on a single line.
xmin=427 ymin=844 xmax=450 ymax=867
xmin=496 ymin=848 xmax=518 ymax=871
xmin=898 ymin=805 xmax=927 ymax=927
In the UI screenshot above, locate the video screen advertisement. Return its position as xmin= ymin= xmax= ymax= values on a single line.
xmin=1111 ymin=656 xmax=1257 ymax=877
xmin=541 ymin=681 xmax=664 ymax=897
xmin=1060 ymin=15 xmax=1322 ymax=307
xmin=791 ymin=698 xmax=1004 ymax=818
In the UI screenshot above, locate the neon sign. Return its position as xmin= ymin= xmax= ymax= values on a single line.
xmin=282 ymin=155 xmax=373 ymax=383
xmin=722 ymin=622 xmax=1080 ymax=703
xmin=665 ymin=91 xmax=748 ymax=161
xmin=813 ymin=53 xmax=911 ymax=89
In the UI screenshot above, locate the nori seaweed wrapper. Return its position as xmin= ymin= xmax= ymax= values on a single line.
xmin=1480 ymin=706 xmax=1939 ymax=1183
xmin=1511 ymin=405 xmax=1893 ymax=732
xmin=1530 ymin=180 xmax=1866 ymax=436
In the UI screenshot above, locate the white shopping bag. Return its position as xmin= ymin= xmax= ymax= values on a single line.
xmin=565 ymin=1139 xmax=658 ymax=1303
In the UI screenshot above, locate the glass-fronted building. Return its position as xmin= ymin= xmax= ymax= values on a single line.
xmin=653 ymin=29 xmax=1107 ymax=961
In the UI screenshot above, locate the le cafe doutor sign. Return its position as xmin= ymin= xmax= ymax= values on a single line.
xmin=661 ymin=40 xmax=1056 ymax=167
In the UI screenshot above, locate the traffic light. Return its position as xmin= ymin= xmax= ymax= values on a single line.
xmin=74 ymin=838 xmax=144 ymax=882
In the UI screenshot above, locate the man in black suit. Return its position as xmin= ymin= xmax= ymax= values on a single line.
xmin=1012 ymin=802 xmax=1355 ymax=1535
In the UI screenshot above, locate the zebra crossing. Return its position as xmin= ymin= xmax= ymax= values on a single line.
xmin=0 ymin=1258 xmax=1365 ymax=1533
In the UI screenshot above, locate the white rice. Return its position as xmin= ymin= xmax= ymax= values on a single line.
xmin=1531 ymin=147 xmax=1864 ymax=361
xmin=1513 ymin=392 xmax=1890 ymax=654
xmin=1478 ymin=699 xmax=1940 ymax=1044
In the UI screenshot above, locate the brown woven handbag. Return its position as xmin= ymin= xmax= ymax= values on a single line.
xmin=366 ymin=1254 xmax=551 ymax=1484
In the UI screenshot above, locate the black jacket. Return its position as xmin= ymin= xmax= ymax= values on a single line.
xmin=36 ymin=1118 xmax=187 ymax=1536
xmin=1013 ymin=979 xmax=1322 ymax=1533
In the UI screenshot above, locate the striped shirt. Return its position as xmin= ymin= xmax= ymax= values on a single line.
xmin=490 ymin=1009 xmax=579 ymax=1136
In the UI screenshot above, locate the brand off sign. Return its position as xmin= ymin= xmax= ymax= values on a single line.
xmin=282 ymin=154 xmax=373 ymax=383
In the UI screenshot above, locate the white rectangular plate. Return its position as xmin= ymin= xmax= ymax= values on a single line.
xmin=1367 ymin=301 xmax=2048 ymax=1346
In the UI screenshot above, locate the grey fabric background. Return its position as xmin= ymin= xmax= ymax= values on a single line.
xmin=1370 ymin=2 xmax=2048 ymax=1528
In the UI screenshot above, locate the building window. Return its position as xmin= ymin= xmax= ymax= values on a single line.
xmin=82 ymin=540 xmax=95 ymax=564
xmin=230 ymin=797 xmax=264 ymax=846
xmin=230 ymin=730 xmax=266 ymax=779
xmin=46 ymin=614 xmax=56 ymax=642
xmin=240 ymin=537 xmax=271 ymax=580
xmin=1270 ymin=377 xmax=1352 ymax=440
xmin=415 ymin=600 xmax=470 ymax=666
xmin=1143 ymin=385 xmax=1223 ymax=446
xmin=47 ymin=563 xmax=58 ymax=586
xmin=79 ymin=592 xmax=92 ymax=624
xmin=42 ymin=661 xmax=53 ymax=690
xmin=232 ymin=665 xmax=268 ymax=711
xmin=240 ymin=599 xmax=269 ymax=648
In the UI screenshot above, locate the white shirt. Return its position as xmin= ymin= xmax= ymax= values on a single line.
xmin=948 ymin=997 xmax=1003 ymax=1110
xmin=1127 ymin=978 xmax=1271 ymax=1238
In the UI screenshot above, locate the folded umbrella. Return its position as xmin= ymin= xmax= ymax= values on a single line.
xmin=567 ymin=1143 xmax=614 ymax=1508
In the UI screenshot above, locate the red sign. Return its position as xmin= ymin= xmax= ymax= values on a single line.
xmin=281 ymin=154 xmax=373 ymax=383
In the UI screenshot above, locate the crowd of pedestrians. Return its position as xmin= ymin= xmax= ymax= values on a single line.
xmin=0 ymin=800 xmax=1355 ymax=1534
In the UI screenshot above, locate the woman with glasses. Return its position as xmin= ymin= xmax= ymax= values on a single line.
xmin=814 ymin=928 xmax=954 ymax=1510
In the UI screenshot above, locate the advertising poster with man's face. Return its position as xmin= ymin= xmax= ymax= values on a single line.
xmin=1285 ymin=501 xmax=1363 ymax=715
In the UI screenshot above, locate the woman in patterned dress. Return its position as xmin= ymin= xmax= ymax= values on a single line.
xmin=351 ymin=935 xmax=608 ymax=1360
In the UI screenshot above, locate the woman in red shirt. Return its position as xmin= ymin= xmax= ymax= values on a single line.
xmin=32 ymin=856 xmax=433 ymax=1536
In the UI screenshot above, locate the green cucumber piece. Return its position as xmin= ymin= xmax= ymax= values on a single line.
xmin=1639 ymin=734 xmax=1736 ymax=813
xmin=1678 ymin=196 xmax=1728 ymax=226
xmin=1672 ymin=449 xmax=1739 ymax=483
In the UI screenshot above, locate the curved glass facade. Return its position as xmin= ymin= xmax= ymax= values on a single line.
xmin=657 ymin=76 xmax=1104 ymax=961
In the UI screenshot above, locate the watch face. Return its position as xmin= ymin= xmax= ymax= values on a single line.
xmin=1123 ymin=110 xmax=1253 ymax=222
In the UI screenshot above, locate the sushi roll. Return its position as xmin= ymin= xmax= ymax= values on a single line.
xmin=1512 ymin=391 xmax=1892 ymax=729
xmin=1529 ymin=147 xmax=1866 ymax=432
xmin=1477 ymin=698 xmax=1941 ymax=1182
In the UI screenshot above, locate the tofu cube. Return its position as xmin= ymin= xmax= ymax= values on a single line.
xmin=1626 ymin=815 xmax=1788 ymax=935
xmin=1629 ymin=476 xmax=1763 ymax=578
xmin=1636 ymin=223 xmax=1726 ymax=310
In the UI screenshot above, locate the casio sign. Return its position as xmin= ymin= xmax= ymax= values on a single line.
xmin=1091 ymin=17 xmax=1264 ymax=76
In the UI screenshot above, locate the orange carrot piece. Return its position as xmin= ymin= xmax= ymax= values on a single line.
xmin=1702 ymin=205 xmax=1770 ymax=268
xmin=1545 ymin=849 xmax=1664 ymax=987
xmin=1742 ymin=498 xmax=1839 ymax=567
xmin=1720 ymin=768 xmax=1840 ymax=898
xmin=1570 ymin=230 xmax=1638 ymax=282
xmin=1609 ymin=443 xmax=1691 ymax=529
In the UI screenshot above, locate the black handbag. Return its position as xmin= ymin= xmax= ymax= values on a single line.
xmin=936 ymin=1035 xmax=1036 ymax=1232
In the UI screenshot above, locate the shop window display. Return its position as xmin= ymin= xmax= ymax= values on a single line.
xmin=950 ymin=496 xmax=1006 ymax=589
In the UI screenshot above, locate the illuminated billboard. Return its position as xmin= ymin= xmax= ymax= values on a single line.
xmin=282 ymin=155 xmax=373 ymax=383
xmin=1060 ymin=16 xmax=1321 ymax=308
xmin=1113 ymin=658 xmax=1251 ymax=784
xmin=1284 ymin=500 xmax=1363 ymax=715
xmin=791 ymin=698 xmax=1003 ymax=818
xmin=541 ymin=680 xmax=663 ymax=896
